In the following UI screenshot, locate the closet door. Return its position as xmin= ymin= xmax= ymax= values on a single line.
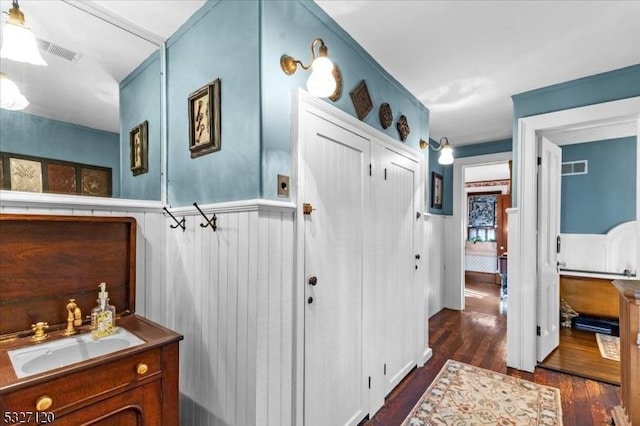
xmin=302 ymin=113 xmax=370 ymax=426
xmin=379 ymin=147 xmax=420 ymax=393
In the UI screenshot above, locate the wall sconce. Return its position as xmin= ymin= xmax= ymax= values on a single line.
xmin=0 ymin=72 xmax=29 ymax=110
xmin=420 ymin=137 xmax=455 ymax=165
xmin=1 ymin=0 xmax=47 ymax=66
xmin=280 ymin=37 xmax=341 ymax=99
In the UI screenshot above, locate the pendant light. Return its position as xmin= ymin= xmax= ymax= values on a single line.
xmin=1 ymin=0 xmax=47 ymax=66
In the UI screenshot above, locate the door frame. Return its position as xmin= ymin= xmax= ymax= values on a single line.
xmin=448 ymin=152 xmax=513 ymax=311
xmin=509 ymin=96 xmax=640 ymax=372
xmin=291 ymin=89 xmax=427 ymax=424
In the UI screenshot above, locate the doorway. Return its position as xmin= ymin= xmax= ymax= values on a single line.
xmin=509 ymin=96 xmax=640 ymax=373
xmin=536 ymin=131 xmax=637 ymax=384
xmin=446 ymin=151 xmax=512 ymax=312
xmin=463 ymin=162 xmax=511 ymax=316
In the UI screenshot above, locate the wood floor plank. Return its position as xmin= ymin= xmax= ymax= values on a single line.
xmin=539 ymin=328 xmax=620 ymax=385
xmin=366 ymin=280 xmax=621 ymax=425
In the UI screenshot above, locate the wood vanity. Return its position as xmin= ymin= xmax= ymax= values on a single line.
xmin=0 ymin=214 xmax=182 ymax=425
xmin=611 ymin=279 xmax=640 ymax=426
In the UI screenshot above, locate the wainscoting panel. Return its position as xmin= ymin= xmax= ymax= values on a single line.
xmin=164 ymin=202 xmax=295 ymax=426
xmin=426 ymin=213 xmax=446 ymax=317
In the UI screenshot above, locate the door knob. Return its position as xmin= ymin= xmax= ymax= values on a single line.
xmin=307 ymin=297 xmax=314 ymax=304
xmin=415 ymin=254 xmax=421 ymax=260
xmin=308 ymin=276 xmax=318 ymax=286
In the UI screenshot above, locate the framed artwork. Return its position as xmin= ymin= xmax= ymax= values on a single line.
xmin=1 ymin=151 xmax=112 ymax=197
xmin=81 ymin=167 xmax=111 ymax=197
xmin=350 ymin=80 xmax=373 ymax=121
xmin=47 ymin=163 xmax=77 ymax=194
xmin=468 ymin=194 xmax=497 ymax=227
xmin=130 ymin=120 xmax=149 ymax=176
xmin=431 ymin=172 xmax=443 ymax=209
xmin=188 ymin=78 xmax=221 ymax=159
xmin=9 ymin=157 xmax=43 ymax=193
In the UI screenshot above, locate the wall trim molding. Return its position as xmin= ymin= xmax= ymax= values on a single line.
xmin=0 ymin=190 xmax=164 ymax=212
xmin=167 ymin=199 xmax=295 ymax=215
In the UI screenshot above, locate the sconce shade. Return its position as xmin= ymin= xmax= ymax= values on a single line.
xmin=420 ymin=137 xmax=455 ymax=164
xmin=306 ymin=56 xmax=336 ymax=98
xmin=438 ymin=144 xmax=454 ymax=165
xmin=0 ymin=0 xmax=47 ymax=66
xmin=0 ymin=73 xmax=29 ymax=110
xmin=280 ymin=37 xmax=340 ymax=99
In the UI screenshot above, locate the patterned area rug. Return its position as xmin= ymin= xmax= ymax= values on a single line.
xmin=595 ymin=333 xmax=620 ymax=361
xmin=402 ymin=360 xmax=563 ymax=425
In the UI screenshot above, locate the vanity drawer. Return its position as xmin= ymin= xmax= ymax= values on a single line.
xmin=3 ymin=347 xmax=161 ymax=414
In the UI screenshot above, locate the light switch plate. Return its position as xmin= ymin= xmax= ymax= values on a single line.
xmin=277 ymin=174 xmax=290 ymax=197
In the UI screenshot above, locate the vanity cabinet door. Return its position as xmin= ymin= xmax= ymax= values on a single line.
xmin=52 ymin=380 xmax=161 ymax=426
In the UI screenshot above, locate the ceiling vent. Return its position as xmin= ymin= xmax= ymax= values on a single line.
xmin=36 ymin=38 xmax=82 ymax=63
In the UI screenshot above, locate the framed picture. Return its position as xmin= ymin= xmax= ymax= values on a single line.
xmin=129 ymin=120 xmax=148 ymax=176
xmin=188 ymin=78 xmax=221 ymax=159
xmin=431 ymin=172 xmax=443 ymax=209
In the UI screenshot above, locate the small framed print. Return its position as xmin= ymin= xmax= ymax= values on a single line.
xmin=130 ymin=120 xmax=148 ymax=176
xmin=189 ymin=78 xmax=221 ymax=159
xmin=431 ymin=172 xmax=443 ymax=209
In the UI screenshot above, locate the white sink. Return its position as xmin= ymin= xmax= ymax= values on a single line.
xmin=8 ymin=327 xmax=145 ymax=378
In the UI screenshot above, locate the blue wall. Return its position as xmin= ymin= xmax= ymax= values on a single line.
xmin=0 ymin=109 xmax=120 ymax=196
xmin=561 ymin=137 xmax=636 ymax=234
xmin=512 ymin=64 xmax=640 ymax=206
xmin=165 ymin=0 xmax=261 ymax=207
xmin=131 ymin=0 xmax=431 ymax=207
xmin=120 ymin=51 xmax=162 ymax=201
xmin=429 ymin=138 xmax=512 ymax=215
xmin=261 ymin=0 xmax=429 ymax=199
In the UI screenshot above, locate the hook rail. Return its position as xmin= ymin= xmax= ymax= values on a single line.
xmin=163 ymin=207 xmax=185 ymax=231
xmin=193 ymin=202 xmax=217 ymax=231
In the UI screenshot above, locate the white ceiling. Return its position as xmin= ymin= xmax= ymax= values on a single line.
xmin=0 ymin=0 xmax=205 ymax=132
xmin=316 ymin=0 xmax=640 ymax=146
xmin=2 ymin=1 xmax=639 ymax=143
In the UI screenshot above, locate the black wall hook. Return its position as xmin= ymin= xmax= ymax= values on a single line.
xmin=163 ymin=207 xmax=185 ymax=231
xmin=193 ymin=202 xmax=217 ymax=231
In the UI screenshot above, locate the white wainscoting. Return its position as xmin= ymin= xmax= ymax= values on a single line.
xmin=559 ymin=221 xmax=638 ymax=276
xmin=164 ymin=200 xmax=295 ymax=426
xmin=425 ymin=213 xmax=446 ymax=317
xmin=1 ymin=192 xmax=296 ymax=426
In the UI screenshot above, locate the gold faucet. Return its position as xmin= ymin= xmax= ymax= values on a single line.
xmin=62 ymin=299 xmax=83 ymax=336
xmin=31 ymin=322 xmax=49 ymax=341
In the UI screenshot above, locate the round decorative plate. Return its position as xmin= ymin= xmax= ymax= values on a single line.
xmin=379 ymin=102 xmax=392 ymax=129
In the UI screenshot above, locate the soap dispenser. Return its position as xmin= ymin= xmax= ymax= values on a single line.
xmin=91 ymin=282 xmax=116 ymax=339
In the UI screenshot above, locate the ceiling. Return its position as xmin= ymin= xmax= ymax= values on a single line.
xmin=2 ymin=1 xmax=639 ymax=144
xmin=316 ymin=0 xmax=640 ymax=146
xmin=0 ymin=0 xmax=205 ymax=132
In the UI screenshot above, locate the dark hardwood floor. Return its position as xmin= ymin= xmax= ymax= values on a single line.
xmin=367 ymin=280 xmax=621 ymax=425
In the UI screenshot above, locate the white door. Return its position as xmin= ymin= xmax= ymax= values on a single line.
xmin=537 ymin=136 xmax=562 ymax=361
xmin=302 ymin=113 xmax=370 ymax=426
xmin=379 ymin=147 xmax=419 ymax=393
